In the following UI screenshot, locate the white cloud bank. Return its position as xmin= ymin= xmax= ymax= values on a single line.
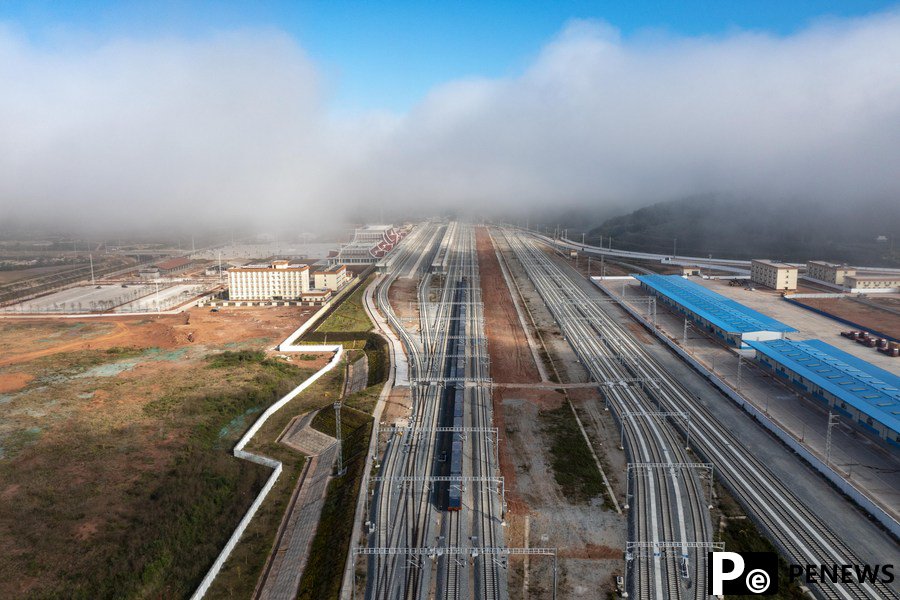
xmin=1 ymin=10 xmax=899 ymax=231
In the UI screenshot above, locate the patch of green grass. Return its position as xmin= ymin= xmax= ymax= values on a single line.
xmin=301 ymin=332 xmax=388 ymax=387
xmin=5 ymin=351 xmax=316 ymax=600
xmin=314 ymin=277 xmax=373 ymax=334
xmin=0 ymin=426 xmax=42 ymax=460
xmin=33 ymin=346 xmax=144 ymax=377
xmin=344 ymin=384 xmax=381 ymax=414
xmin=539 ymin=402 xmax=605 ymax=503
xmin=206 ymin=349 xmax=267 ymax=368
xmin=206 ymin=361 xmax=347 ymax=599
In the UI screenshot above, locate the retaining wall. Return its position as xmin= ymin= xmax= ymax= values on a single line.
xmin=190 ymin=330 xmax=343 ymax=599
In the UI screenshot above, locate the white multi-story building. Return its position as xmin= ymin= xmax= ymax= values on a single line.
xmin=228 ymin=260 xmax=309 ymax=300
xmin=806 ymin=261 xmax=856 ymax=285
xmin=314 ymin=265 xmax=350 ymax=291
xmin=751 ymin=259 xmax=798 ymax=291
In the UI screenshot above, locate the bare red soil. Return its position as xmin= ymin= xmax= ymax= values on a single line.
xmin=476 ymin=228 xmax=540 ymax=384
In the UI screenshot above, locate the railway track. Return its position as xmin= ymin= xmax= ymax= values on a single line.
xmin=365 ymin=223 xmax=507 ymax=600
xmin=505 ymin=227 xmax=900 ymax=600
xmin=502 ymin=229 xmax=710 ymax=599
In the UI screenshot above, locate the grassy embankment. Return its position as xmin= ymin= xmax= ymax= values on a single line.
xmin=209 ymin=275 xmax=387 ymax=599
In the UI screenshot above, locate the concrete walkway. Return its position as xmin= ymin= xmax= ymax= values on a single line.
xmin=281 ymin=412 xmax=336 ymax=456
xmin=256 ymin=418 xmax=337 ymax=600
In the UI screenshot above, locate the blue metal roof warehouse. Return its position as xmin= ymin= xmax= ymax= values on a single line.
xmin=634 ymin=274 xmax=796 ymax=348
xmin=747 ymin=338 xmax=900 ymax=446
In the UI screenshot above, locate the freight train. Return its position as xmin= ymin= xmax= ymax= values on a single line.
xmin=445 ymin=279 xmax=468 ymax=511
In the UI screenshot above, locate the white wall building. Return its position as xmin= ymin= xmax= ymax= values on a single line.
xmin=228 ymin=260 xmax=309 ymax=301
xmin=314 ymin=265 xmax=351 ymax=291
xmin=844 ymin=275 xmax=900 ymax=292
xmin=751 ymin=259 xmax=798 ymax=291
xmin=806 ymin=261 xmax=856 ymax=285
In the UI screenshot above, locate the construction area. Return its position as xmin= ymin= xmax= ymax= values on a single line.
xmin=791 ymin=294 xmax=900 ymax=340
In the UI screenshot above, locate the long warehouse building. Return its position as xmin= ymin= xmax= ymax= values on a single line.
xmin=635 ymin=274 xmax=796 ymax=349
xmin=746 ymin=338 xmax=900 ymax=448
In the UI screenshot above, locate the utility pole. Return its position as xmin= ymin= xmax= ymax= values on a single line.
xmin=154 ymin=281 xmax=161 ymax=315
xmin=89 ymin=253 xmax=95 ymax=285
xmin=334 ymin=401 xmax=346 ymax=476
xmin=825 ymin=411 xmax=839 ymax=466
xmin=683 ymin=319 xmax=689 ymax=347
xmin=736 ymin=355 xmax=743 ymax=390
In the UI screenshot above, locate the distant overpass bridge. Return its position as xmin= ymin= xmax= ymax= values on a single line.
xmin=523 ymin=229 xmax=900 ymax=276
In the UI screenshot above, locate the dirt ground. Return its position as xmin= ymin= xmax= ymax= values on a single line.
xmin=489 ymin=235 xmax=629 ymax=599
xmin=500 ymin=388 xmax=626 ymax=600
xmin=0 ymin=305 xmax=318 ymax=597
xmin=0 ymin=265 xmax=79 ymax=285
xmin=796 ymin=296 xmax=900 ymax=339
xmin=476 ymin=227 xmax=541 ymax=384
xmin=380 ymin=387 xmax=412 ymax=426
xmin=0 ymin=305 xmax=316 ymax=371
xmin=387 ymin=278 xmax=420 ymax=334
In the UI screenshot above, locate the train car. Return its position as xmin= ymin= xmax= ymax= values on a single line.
xmin=447 ymin=485 xmax=462 ymax=511
xmin=444 ymin=279 xmax=470 ymax=512
xmin=448 ymin=439 xmax=464 ymax=510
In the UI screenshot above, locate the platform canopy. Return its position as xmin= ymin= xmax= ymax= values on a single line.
xmin=635 ymin=274 xmax=796 ymax=335
xmin=746 ymin=338 xmax=900 ymax=436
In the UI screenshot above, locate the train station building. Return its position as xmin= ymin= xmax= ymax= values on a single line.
xmin=634 ymin=274 xmax=796 ymax=349
xmin=746 ymin=338 xmax=900 ymax=448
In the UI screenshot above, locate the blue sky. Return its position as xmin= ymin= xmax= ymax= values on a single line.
xmin=2 ymin=0 xmax=897 ymax=113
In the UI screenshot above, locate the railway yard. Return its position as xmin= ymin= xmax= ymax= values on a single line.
xmin=351 ymin=222 xmax=900 ymax=600
xmin=2 ymin=220 xmax=898 ymax=600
